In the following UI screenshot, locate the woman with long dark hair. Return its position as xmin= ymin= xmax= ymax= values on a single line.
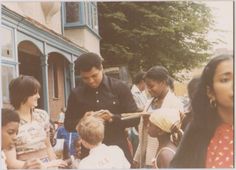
xmin=171 ymin=54 xmax=233 ymax=168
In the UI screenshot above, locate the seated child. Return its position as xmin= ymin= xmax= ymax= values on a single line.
xmin=1 ymin=108 xmax=42 ymax=169
xmin=76 ymin=115 xmax=130 ymax=169
xmin=148 ymin=108 xmax=183 ymax=168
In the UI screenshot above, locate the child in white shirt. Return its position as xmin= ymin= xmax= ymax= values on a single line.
xmin=76 ymin=115 xmax=130 ymax=169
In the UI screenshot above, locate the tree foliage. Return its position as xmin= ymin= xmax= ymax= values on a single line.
xmin=98 ymin=1 xmax=214 ymax=78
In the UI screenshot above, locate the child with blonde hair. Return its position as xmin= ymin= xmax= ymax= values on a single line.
xmin=76 ymin=116 xmax=130 ymax=169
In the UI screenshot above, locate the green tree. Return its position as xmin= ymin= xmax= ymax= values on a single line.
xmin=98 ymin=1 xmax=214 ymax=78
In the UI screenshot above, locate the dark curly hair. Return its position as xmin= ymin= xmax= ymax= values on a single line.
xmin=2 ymin=108 xmax=20 ymax=126
xmin=75 ymin=52 xmax=103 ymax=73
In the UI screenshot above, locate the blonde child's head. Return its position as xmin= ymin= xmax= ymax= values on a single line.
xmin=76 ymin=116 xmax=104 ymax=146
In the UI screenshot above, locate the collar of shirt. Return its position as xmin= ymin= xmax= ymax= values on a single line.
xmin=89 ymin=143 xmax=105 ymax=154
xmin=1 ymin=151 xmax=6 ymax=160
xmin=131 ymin=84 xmax=142 ymax=94
xmin=1 ymin=151 xmax=7 ymax=170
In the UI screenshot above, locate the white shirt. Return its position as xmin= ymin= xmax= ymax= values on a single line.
xmin=134 ymin=89 xmax=183 ymax=166
xmin=78 ymin=143 xmax=130 ymax=169
xmin=131 ymin=85 xmax=148 ymax=111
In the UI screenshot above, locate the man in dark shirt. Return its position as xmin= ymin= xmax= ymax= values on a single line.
xmin=64 ymin=52 xmax=139 ymax=163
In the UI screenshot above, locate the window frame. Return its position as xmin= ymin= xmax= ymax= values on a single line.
xmin=1 ymin=25 xmax=18 ymax=106
xmin=63 ymin=2 xmax=99 ymax=34
xmin=1 ymin=25 xmax=16 ymax=61
xmin=63 ymin=2 xmax=85 ymax=28
xmin=1 ymin=63 xmax=17 ymax=104
xmin=87 ymin=2 xmax=98 ymax=32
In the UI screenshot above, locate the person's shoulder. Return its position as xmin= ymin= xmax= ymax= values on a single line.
xmin=131 ymin=84 xmax=140 ymax=93
xmin=107 ymin=145 xmax=124 ymax=155
xmin=33 ymin=108 xmax=48 ymax=116
xmin=107 ymin=76 xmax=131 ymax=93
xmin=72 ymin=83 xmax=85 ymax=92
xmin=158 ymin=147 xmax=175 ymax=160
xmin=68 ymin=84 xmax=86 ymax=99
xmin=107 ymin=75 xmax=126 ymax=85
xmin=78 ymin=155 xmax=92 ymax=168
xmin=33 ymin=109 xmax=49 ymax=122
xmin=157 ymin=147 xmax=175 ymax=168
xmin=57 ymin=126 xmax=66 ymax=132
xmin=165 ymin=91 xmax=183 ymax=107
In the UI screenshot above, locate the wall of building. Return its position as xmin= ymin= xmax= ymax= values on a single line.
xmin=64 ymin=28 xmax=100 ymax=54
xmin=2 ymin=2 xmax=100 ymax=115
xmin=2 ymin=2 xmax=62 ymax=34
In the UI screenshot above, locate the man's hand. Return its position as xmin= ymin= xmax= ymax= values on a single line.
xmin=142 ymin=113 xmax=150 ymax=126
xmin=97 ymin=110 xmax=113 ymax=122
xmin=85 ymin=109 xmax=114 ymax=122
xmin=84 ymin=111 xmax=95 ymax=117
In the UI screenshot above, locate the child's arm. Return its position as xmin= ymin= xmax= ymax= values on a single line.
xmin=4 ymin=148 xmax=43 ymax=169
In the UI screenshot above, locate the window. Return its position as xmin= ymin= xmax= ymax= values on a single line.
xmin=63 ymin=2 xmax=98 ymax=34
xmin=1 ymin=64 xmax=15 ymax=104
xmin=64 ymin=2 xmax=83 ymax=26
xmin=1 ymin=26 xmax=17 ymax=106
xmin=88 ymin=2 xmax=98 ymax=32
xmin=1 ymin=27 xmax=14 ymax=59
xmin=65 ymin=2 xmax=81 ymax=23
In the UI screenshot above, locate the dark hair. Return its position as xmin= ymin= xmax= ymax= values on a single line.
xmin=2 ymin=108 xmax=20 ymax=127
xmin=144 ymin=66 xmax=169 ymax=83
xmin=187 ymin=76 xmax=200 ymax=101
xmin=133 ymin=71 xmax=146 ymax=84
xmin=75 ymin=52 xmax=103 ymax=73
xmin=171 ymin=54 xmax=233 ymax=168
xmin=167 ymin=76 xmax=175 ymax=91
xmin=9 ymin=75 xmax=41 ymax=109
xmin=170 ymin=123 xmax=184 ymax=146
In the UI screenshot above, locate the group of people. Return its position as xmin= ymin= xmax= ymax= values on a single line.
xmin=1 ymin=52 xmax=233 ymax=169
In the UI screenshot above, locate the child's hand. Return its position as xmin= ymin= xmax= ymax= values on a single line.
xmin=143 ymin=114 xmax=150 ymax=126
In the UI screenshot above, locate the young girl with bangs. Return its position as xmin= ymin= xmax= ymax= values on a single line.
xmin=5 ymin=75 xmax=67 ymax=169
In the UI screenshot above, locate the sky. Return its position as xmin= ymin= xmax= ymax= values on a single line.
xmin=204 ymin=1 xmax=234 ymax=52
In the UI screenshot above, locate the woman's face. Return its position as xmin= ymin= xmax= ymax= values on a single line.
xmin=2 ymin=122 xmax=19 ymax=150
xmin=24 ymin=92 xmax=40 ymax=108
xmin=145 ymin=78 xmax=165 ymax=98
xmin=210 ymin=59 xmax=233 ymax=112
